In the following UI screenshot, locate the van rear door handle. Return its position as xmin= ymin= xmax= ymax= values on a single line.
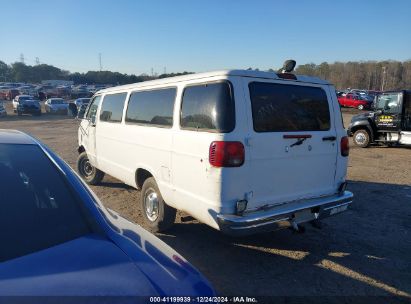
xmin=322 ymin=136 xmax=337 ymax=141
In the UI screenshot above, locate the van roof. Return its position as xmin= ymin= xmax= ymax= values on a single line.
xmin=97 ymin=70 xmax=331 ymax=94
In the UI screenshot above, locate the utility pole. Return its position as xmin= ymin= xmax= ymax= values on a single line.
xmin=381 ymin=66 xmax=387 ymax=91
xmin=99 ymin=53 xmax=102 ymax=71
xmin=20 ymin=53 xmax=25 ymax=64
xmin=35 ymin=57 xmax=40 ymax=65
xmin=151 ymin=67 xmax=154 ymax=77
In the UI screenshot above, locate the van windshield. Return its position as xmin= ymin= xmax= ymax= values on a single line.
xmin=249 ymin=82 xmax=331 ymax=132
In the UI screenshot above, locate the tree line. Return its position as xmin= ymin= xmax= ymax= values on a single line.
xmin=1 ymin=59 xmax=410 ymax=90
xmin=0 ymin=60 xmax=192 ymax=85
xmin=295 ymin=60 xmax=411 ymax=91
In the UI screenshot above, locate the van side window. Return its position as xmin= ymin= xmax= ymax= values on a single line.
xmin=86 ymin=95 xmax=102 ymax=122
xmin=180 ymin=82 xmax=235 ymax=132
xmin=125 ymin=88 xmax=176 ymax=127
xmin=100 ymin=93 xmax=127 ymax=123
xmin=249 ymin=82 xmax=330 ymax=132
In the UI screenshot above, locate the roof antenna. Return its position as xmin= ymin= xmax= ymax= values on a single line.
xmin=278 ymin=60 xmax=296 ymax=73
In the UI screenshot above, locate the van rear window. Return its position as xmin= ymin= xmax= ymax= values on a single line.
xmin=249 ymin=82 xmax=330 ymax=132
xmin=180 ymin=82 xmax=235 ymax=133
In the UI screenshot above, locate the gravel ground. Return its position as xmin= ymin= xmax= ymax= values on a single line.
xmin=1 ymin=101 xmax=410 ymax=301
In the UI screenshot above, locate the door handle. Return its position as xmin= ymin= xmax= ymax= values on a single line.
xmin=322 ymin=136 xmax=336 ymax=141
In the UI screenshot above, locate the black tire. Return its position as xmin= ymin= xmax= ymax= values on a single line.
xmin=140 ymin=177 xmax=176 ymax=232
xmin=76 ymin=151 xmax=104 ymax=185
xmin=353 ymin=129 xmax=370 ymax=148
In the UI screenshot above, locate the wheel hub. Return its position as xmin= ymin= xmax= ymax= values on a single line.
xmin=144 ymin=189 xmax=159 ymax=222
xmin=82 ymin=159 xmax=94 ymax=176
xmin=355 ymin=133 xmax=366 ymax=144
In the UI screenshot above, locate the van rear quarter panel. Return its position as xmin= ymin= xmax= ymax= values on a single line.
xmin=328 ymin=85 xmax=348 ymax=185
xmin=170 ymin=76 xmax=249 ymax=229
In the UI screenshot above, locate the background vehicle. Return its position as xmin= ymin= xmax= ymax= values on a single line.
xmin=0 ymin=130 xmax=215 ymax=297
xmin=71 ymin=86 xmax=92 ymax=98
xmin=338 ymin=93 xmax=370 ymax=110
xmin=45 ymin=98 xmax=69 ymax=114
xmin=12 ymin=95 xmax=32 ymax=110
xmin=5 ymin=89 xmax=19 ymax=101
xmin=16 ymin=99 xmax=41 ymax=116
xmin=77 ymin=66 xmax=353 ymax=236
xmin=0 ymin=102 xmax=6 ymax=117
xmin=74 ymin=98 xmax=90 ymax=109
xmin=0 ymin=86 xmax=12 ymax=99
xmin=348 ymin=90 xmax=411 ymax=147
xmin=12 ymin=95 xmax=41 ymax=116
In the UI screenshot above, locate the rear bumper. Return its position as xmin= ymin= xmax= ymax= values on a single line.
xmin=217 ymin=191 xmax=353 ymax=236
xmin=18 ymin=107 xmax=41 ymax=114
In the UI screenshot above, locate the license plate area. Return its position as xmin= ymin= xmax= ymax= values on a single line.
xmin=329 ymin=204 xmax=348 ymax=215
xmin=293 ymin=209 xmax=316 ymax=224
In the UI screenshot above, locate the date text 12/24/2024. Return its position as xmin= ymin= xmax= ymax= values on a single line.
xmin=149 ymin=297 xmax=258 ymax=303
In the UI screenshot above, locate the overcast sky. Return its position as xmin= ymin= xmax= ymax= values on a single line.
xmin=1 ymin=0 xmax=410 ymax=75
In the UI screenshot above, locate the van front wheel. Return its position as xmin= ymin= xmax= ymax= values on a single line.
xmin=77 ymin=152 xmax=105 ymax=185
xmin=141 ymin=177 xmax=176 ymax=232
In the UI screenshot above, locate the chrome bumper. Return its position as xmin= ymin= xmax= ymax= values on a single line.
xmin=217 ymin=191 xmax=353 ymax=236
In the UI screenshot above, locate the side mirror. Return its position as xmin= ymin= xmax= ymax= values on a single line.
xmin=77 ymin=104 xmax=87 ymax=120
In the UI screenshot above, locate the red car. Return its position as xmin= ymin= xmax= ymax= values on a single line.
xmin=338 ymin=93 xmax=370 ymax=110
xmin=5 ymin=89 xmax=20 ymax=101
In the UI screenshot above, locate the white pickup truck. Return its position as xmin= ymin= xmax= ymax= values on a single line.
xmin=77 ymin=61 xmax=353 ymax=236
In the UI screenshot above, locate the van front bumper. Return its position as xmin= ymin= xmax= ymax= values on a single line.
xmin=216 ymin=191 xmax=353 ymax=236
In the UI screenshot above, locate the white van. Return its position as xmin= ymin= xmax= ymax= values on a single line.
xmin=77 ymin=65 xmax=353 ymax=236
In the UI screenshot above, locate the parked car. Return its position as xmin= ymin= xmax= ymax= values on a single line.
xmin=12 ymin=95 xmax=41 ymax=116
xmin=0 ymin=87 xmax=12 ymax=100
xmin=0 ymin=130 xmax=215 ymax=297
xmin=45 ymin=98 xmax=69 ymax=114
xmin=71 ymin=87 xmax=92 ymax=99
xmin=0 ymin=102 xmax=7 ymax=117
xmin=77 ymin=62 xmax=353 ymax=236
xmin=359 ymin=94 xmax=374 ymax=102
xmin=348 ymin=90 xmax=411 ymax=147
xmin=5 ymin=89 xmax=20 ymax=101
xmin=338 ymin=93 xmax=370 ymax=110
xmin=74 ymin=98 xmax=91 ymax=109
xmin=12 ymin=95 xmax=32 ymax=110
xmin=17 ymin=86 xmax=37 ymax=97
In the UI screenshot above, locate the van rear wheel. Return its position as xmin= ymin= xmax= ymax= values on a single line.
xmin=77 ymin=152 xmax=105 ymax=185
xmin=141 ymin=177 xmax=176 ymax=232
xmin=353 ymin=129 xmax=370 ymax=148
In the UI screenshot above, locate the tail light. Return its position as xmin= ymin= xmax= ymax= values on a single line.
xmin=341 ymin=136 xmax=349 ymax=157
xmin=209 ymin=141 xmax=244 ymax=167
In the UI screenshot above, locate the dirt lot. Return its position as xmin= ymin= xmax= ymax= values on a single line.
xmin=1 ymin=101 xmax=410 ymax=300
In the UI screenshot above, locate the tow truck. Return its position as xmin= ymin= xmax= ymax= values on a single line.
xmin=348 ymin=90 xmax=411 ymax=147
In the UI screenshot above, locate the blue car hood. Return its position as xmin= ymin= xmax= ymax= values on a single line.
xmin=0 ymin=234 xmax=158 ymax=296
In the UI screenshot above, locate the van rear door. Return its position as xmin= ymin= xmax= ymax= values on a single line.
xmin=243 ymin=80 xmax=338 ymax=211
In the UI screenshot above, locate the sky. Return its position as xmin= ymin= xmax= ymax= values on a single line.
xmin=1 ymin=0 xmax=410 ymax=75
